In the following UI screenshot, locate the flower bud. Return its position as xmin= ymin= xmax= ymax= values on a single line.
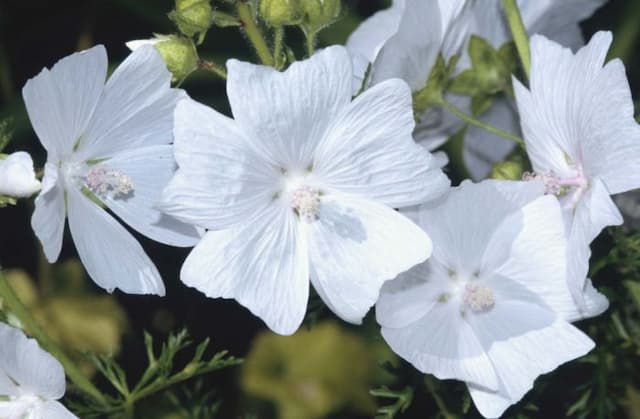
xmin=301 ymin=0 xmax=341 ymax=32
xmin=171 ymin=0 xmax=213 ymax=38
xmin=490 ymin=161 xmax=523 ymax=181
xmin=260 ymin=0 xmax=302 ymax=27
xmin=127 ymin=35 xmax=199 ymax=82
xmin=0 ymin=152 xmax=41 ymax=198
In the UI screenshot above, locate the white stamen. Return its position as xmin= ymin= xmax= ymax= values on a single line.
xmin=290 ymin=185 xmax=320 ymax=223
xmin=462 ymin=283 xmax=495 ymax=312
xmin=85 ymin=166 xmax=134 ymax=199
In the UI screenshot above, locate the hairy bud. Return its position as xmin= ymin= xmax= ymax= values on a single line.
xmin=171 ymin=0 xmax=213 ymax=40
xmin=260 ymin=0 xmax=302 ymax=27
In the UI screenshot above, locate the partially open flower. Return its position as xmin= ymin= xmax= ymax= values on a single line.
xmin=0 ymin=152 xmax=41 ymax=198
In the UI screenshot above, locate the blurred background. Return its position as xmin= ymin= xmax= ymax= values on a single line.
xmin=0 ymin=0 xmax=639 ymax=418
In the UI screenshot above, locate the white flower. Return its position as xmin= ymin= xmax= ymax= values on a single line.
xmin=125 ymin=35 xmax=168 ymax=51
xmin=514 ymin=31 xmax=640 ymax=314
xmin=0 ymin=323 xmax=77 ymax=419
xmin=23 ymin=45 xmax=202 ymax=295
xmin=462 ymin=0 xmax=607 ymax=179
xmin=0 ymin=152 xmax=41 ymax=198
xmin=346 ymin=0 xmax=470 ymax=150
xmin=376 ymin=180 xmax=595 ymax=418
xmin=347 ymin=0 xmax=606 ymax=179
xmin=160 ymin=46 xmax=450 ymax=335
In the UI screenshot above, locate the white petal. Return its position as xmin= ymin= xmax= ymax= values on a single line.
xmin=567 ymin=178 xmax=621 ymax=312
xmin=35 ymin=401 xmax=78 ymax=419
xmin=314 ymin=79 xmax=449 ymax=208
xmin=483 ymin=195 xmax=582 ymax=318
xmin=0 ymin=152 xmax=41 ymax=197
xmin=371 ymin=0 xmax=443 ymax=90
xmin=345 ymin=2 xmax=404 ymax=89
xmin=22 ymin=45 xmax=107 ymax=158
xmin=78 ymin=45 xmax=183 ymax=160
xmin=66 ymin=188 xmax=165 ymax=295
xmin=31 ymin=163 xmax=66 ymax=263
xmin=307 ymin=193 xmax=431 ymax=324
xmin=180 ymin=205 xmax=309 ymax=335
xmin=0 ymin=323 xmax=66 ymax=400
xmin=576 ymin=58 xmax=640 ymax=194
xmin=381 ymin=302 xmax=499 ymax=391
xmin=160 ymin=97 xmax=278 ymax=230
xmin=417 ymin=180 xmax=543 ymax=273
xmin=125 ymin=38 xmax=163 ymax=51
xmin=100 ymin=145 xmax=202 ymax=247
xmin=226 ymin=46 xmax=352 ymax=168
xmin=376 ymin=261 xmax=447 ymax=329
xmin=467 ymin=315 xmax=593 ymax=418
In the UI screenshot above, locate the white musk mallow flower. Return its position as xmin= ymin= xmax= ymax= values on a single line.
xmin=160 ymin=46 xmax=450 ymax=335
xmin=514 ymin=31 xmax=640 ymax=314
xmin=23 ymin=45 xmax=202 ymax=295
xmin=0 ymin=152 xmax=41 ymax=198
xmin=0 ymin=323 xmax=77 ymax=418
xmin=346 ymin=0 xmax=470 ymax=150
xmin=376 ymin=180 xmax=595 ymax=418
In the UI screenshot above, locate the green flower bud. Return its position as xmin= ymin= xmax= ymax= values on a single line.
xmin=301 ymin=0 xmax=341 ymax=33
xmin=127 ymin=35 xmax=199 ymax=82
xmin=171 ymin=0 xmax=213 ymax=39
xmin=490 ymin=161 xmax=523 ymax=181
xmin=260 ymin=0 xmax=302 ymax=27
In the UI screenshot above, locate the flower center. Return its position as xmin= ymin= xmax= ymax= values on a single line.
xmin=84 ymin=166 xmax=134 ymax=199
xmin=523 ymin=165 xmax=587 ymax=196
xmin=462 ymin=283 xmax=495 ymax=312
xmin=290 ymin=185 xmax=320 ymax=223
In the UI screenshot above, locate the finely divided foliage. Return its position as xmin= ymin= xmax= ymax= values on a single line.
xmin=2 ymin=0 xmax=639 ymax=417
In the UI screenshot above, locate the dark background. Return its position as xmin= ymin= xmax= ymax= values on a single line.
xmin=0 ymin=1 xmax=638 ymax=418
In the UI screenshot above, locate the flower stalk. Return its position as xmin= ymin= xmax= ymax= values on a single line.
xmin=0 ymin=270 xmax=107 ymax=404
xmin=501 ymin=0 xmax=531 ymax=78
xmin=237 ymin=1 xmax=274 ymax=66
xmin=439 ymin=99 xmax=525 ymax=147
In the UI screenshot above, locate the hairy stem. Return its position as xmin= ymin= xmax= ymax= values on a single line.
xmin=273 ymin=27 xmax=284 ymax=69
xmin=0 ymin=271 xmax=107 ymax=404
xmin=199 ymin=59 xmax=227 ymax=79
xmin=440 ymin=100 xmax=525 ymax=147
xmin=236 ymin=1 xmax=274 ymax=66
xmin=305 ymin=30 xmax=316 ymax=57
xmin=501 ymin=0 xmax=531 ymax=79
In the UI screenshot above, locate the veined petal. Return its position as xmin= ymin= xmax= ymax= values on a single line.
xmin=418 ymin=180 xmax=543 ymax=274
xmin=66 ymin=187 xmax=165 ymax=295
xmin=381 ymin=302 xmax=499 ymax=391
xmin=226 ymin=46 xmax=352 ymax=169
xmin=180 ymin=205 xmax=309 ymax=336
xmin=78 ymin=45 xmax=184 ymax=160
xmin=22 ymin=46 xmax=107 ymax=158
xmin=31 ymin=163 xmax=66 ymax=263
xmin=307 ymin=193 xmax=431 ymax=324
xmin=371 ymin=0 xmax=443 ymax=90
xmin=160 ymin=97 xmax=278 ymax=230
xmin=100 ymin=145 xmax=202 ymax=247
xmin=467 ymin=316 xmax=593 ymax=418
xmin=314 ymin=79 xmax=449 ymax=208
xmin=0 ymin=323 xmax=66 ymax=400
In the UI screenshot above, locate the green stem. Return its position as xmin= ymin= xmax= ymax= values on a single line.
xmin=0 ymin=271 xmax=107 ymax=404
xmin=237 ymin=1 xmax=274 ymax=66
xmin=273 ymin=27 xmax=284 ymax=69
xmin=440 ymin=100 xmax=525 ymax=147
xmin=501 ymin=0 xmax=531 ymax=79
xmin=305 ymin=30 xmax=316 ymax=57
xmin=199 ymin=59 xmax=227 ymax=79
